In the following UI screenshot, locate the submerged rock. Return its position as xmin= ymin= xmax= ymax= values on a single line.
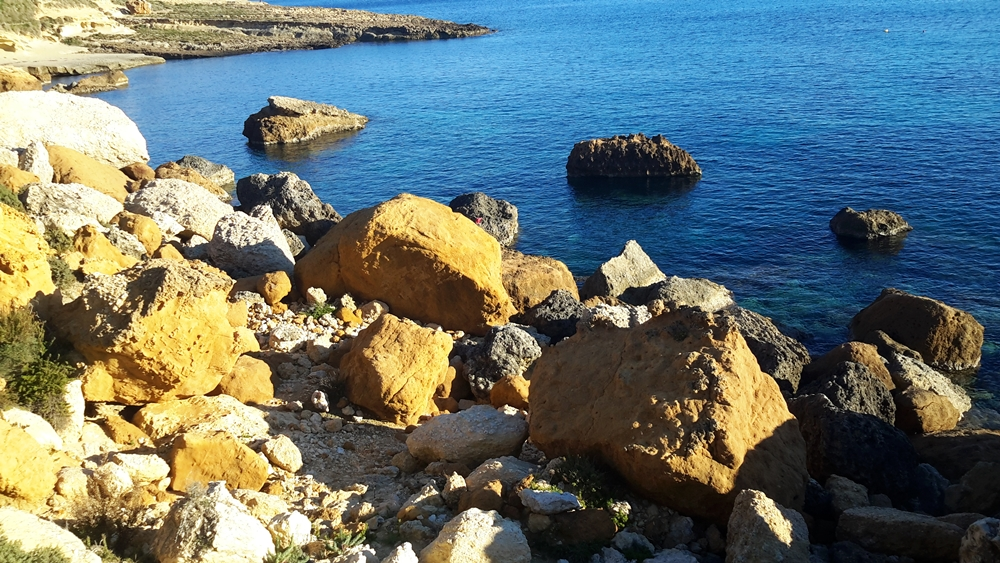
xmin=243 ymin=95 xmax=367 ymax=145
xmin=566 ymin=133 xmax=701 ymax=177
xmin=829 ymin=207 xmax=912 ymax=240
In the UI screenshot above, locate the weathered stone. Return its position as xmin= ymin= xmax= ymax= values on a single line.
xmin=566 ymin=133 xmax=701 ymax=178
xmin=152 ymin=481 xmax=275 ymax=563
xmin=0 ymin=163 xmax=38 ymax=191
xmin=125 ymin=178 xmax=233 ymax=240
xmin=825 ymin=475 xmax=869 ymax=516
xmin=176 ymin=155 xmax=235 ymax=187
xmin=465 ymin=456 xmax=537 ymax=491
xmin=449 ymin=192 xmax=519 ymax=247
xmin=548 ymin=509 xmax=618 ymax=546
xmin=105 ymin=226 xmax=148 ymax=260
xmin=1 ymin=408 xmax=62 ymax=451
xmin=232 ymin=489 xmax=290 ymax=524
xmin=720 ymin=306 xmax=810 ymax=395
xmin=243 ymin=96 xmax=368 ymax=145
xmin=0 ymin=418 xmax=59 ymax=502
xmin=61 ymin=260 xmax=255 ymax=404
xmin=120 ymin=162 xmax=155 ymax=182
xmin=208 ymin=208 xmax=295 ymax=278
xmin=89 ymin=462 xmax=133 ymax=498
xmin=407 ymin=405 xmax=529 ymax=467
xmin=382 ymin=542 xmax=419 ymax=563
xmin=863 ymin=329 xmax=923 ymax=362
xmin=520 ymin=289 xmax=587 ymax=342
xmin=19 ymin=181 xmax=123 ymax=236
xmin=911 ymin=429 xmax=1000 ymax=481
xmin=725 ymin=489 xmax=809 ymax=563
xmin=115 ymin=211 xmax=162 ymax=255
xmin=53 ymin=70 xmax=129 ymax=95
xmin=622 ymin=276 xmax=735 ymax=312
xmin=501 ymin=249 xmax=578 ymax=313
xmin=48 ymin=144 xmax=130 ymax=202
xmin=168 ymin=431 xmax=270 ymax=492
xmin=829 ymin=207 xmax=912 ymax=240
xmin=490 ymin=374 xmax=530 ymax=410
xmin=125 ymin=0 xmax=151 ymax=14
xmin=155 ymin=161 xmax=230 ymax=202
xmin=580 ymin=240 xmax=665 ymax=300
xmin=262 ymin=434 xmax=303 ymax=473
xmin=268 ymin=511 xmax=312 ymax=546
xmin=133 ymin=394 xmax=270 ymax=442
xmin=519 ymin=488 xmax=581 ymax=515
xmin=70 ymin=224 xmax=138 ymax=276
xmin=295 ymin=194 xmax=515 ymax=335
xmin=236 ymin=171 xmax=340 ymax=240
xmin=802 ymin=342 xmax=893 ymax=391
xmin=0 ymin=66 xmax=42 ymax=92
xmin=111 ymin=452 xmax=170 ymax=486
xmin=799 ymin=361 xmax=895 ymax=425
xmin=578 ymin=301 xmax=651 ymax=329
xmin=98 ymin=415 xmax=151 ymax=448
xmin=58 ymin=379 xmax=85 ymax=446
xmin=945 ymin=462 xmax=1000 ymax=516
xmin=0 ymin=203 xmax=54 ymax=307
xmin=18 ymin=141 xmax=53 ymax=183
xmin=398 ymin=483 xmax=444 ymax=521
xmin=341 ymin=313 xmax=454 ymax=425
xmin=836 ymin=507 xmax=963 ymax=562
xmin=895 ymin=387 xmax=960 ymax=434
xmin=530 ymin=307 xmax=809 ymax=523
xmin=464 ymin=324 xmax=541 ymax=400
xmin=214 ymin=355 xmax=274 ymax=404
xmin=0 ymin=507 xmax=101 ymax=563
xmin=0 ymin=91 xmax=149 ymax=168
xmin=419 ymin=508 xmax=531 ymax=563
xmin=960 ymin=518 xmax=1000 ymax=563
xmin=886 ymin=353 xmax=972 ymax=416
xmin=850 ymin=288 xmax=984 ymax=372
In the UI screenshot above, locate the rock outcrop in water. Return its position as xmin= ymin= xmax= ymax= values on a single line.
xmin=566 ymin=133 xmax=702 ymax=178
xmin=243 ymin=96 xmax=368 ymax=145
xmin=829 ymin=207 xmax=913 ymax=239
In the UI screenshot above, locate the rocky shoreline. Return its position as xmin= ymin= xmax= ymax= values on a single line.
xmin=1 ymin=90 xmax=999 ymax=563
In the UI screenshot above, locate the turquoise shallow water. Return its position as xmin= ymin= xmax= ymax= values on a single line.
xmin=94 ymin=0 xmax=1000 ymax=400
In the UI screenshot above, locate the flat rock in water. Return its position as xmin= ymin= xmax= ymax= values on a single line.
xmin=242 ymin=95 xmax=368 ymax=145
xmin=830 ymin=207 xmax=912 ymax=240
xmin=566 ymin=133 xmax=701 ymax=178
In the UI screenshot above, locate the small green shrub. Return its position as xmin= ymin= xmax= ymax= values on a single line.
xmin=44 ymin=228 xmax=73 ymax=254
xmin=264 ymin=542 xmax=308 ymax=563
xmin=320 ymin=524 xmax=367 ymax=558
xmin=0 ymin=0 xmax=41 ymax=35
xmin=551 ymin=455 xmax=624 ymax=511
xmin=0 ymin=533 xmax=71 ymax=563
xmin=307 ymin=301 xmax=335 ymax=319
xmin=0 ymin=183 xmax=25 ymax=213
xmin=0 ymin=306 xmax=73 ymax=428
xmin=47 ymin=256 xmax=76 ymax=290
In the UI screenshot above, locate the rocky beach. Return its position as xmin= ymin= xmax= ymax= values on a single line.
xmin=0 ymin=87 xmax=998 ymax=563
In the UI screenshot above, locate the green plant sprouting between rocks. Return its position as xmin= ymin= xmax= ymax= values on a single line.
xmin=44 ymin=227 xmax=73 ymax=254
xmin=0 ymin=306 xmax=74 ymax=429
xmin=307 ymin=301 xmax=336 ymax=320
xmin=0 ymin=533 xmax=70 ymax=563
xmin=321 ymin=524 xmax=368 ymax=558
xmin=0 ymin=183 xmax=25 ymax=213
xmin=264 ymin=541 xmax=308 ymax=563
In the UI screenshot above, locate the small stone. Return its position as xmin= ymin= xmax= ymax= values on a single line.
xmin=305 ymin=287 xmax=327 ymax=305
xmin=261 ymin=435 xmax=303 ymax=473
xmin=324 ymin=418 xmax=344 ymax=433
xmin=519 ymin=488 xmax=582 ymax=515
xmin=268 ymin=511 xmax=312 ymax=546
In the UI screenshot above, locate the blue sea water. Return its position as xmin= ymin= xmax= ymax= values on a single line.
xmin=95 ymin=0 xmax=1000 ymax=399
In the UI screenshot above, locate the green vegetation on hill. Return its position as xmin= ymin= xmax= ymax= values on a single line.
xmin=0 ymin=306 xmax=73 ymax=429
xmin=0 ymin=0 xmax=41 ymax=35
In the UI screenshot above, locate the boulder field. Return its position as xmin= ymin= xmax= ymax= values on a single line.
xmin=0 ymin=90 xmax=995 ymax=563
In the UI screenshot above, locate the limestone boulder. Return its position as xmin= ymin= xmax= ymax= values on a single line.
xmin=295 ymin=194 xmax=516 ymax=335
xmin=720 ymin=306 xmax=810 ymax=395
xmin=463 ymin=324 xmax=541 ymax=400
xmin=261 ymin=434 xmax=302 ymax=473
xmin=48 ymin=144 xmax=130 ymax=202
xmin=419 ymin=508 xmax=531 ymax=563
xmin=801 ymin=341 xmax=893 ymax=390
xmin=886 ymin=353 xmax=972 ymax=416
xmin=830 ymin=207 xmax=912 ymax=240
xmin=798 ymin=361 xmax=895 ymax=425
xmin=114 ymin=211 xmax=162 ymax=255
xmin=566 ymin=133 xmax=701 ymax=178
xmin=18 ymin=141 xmax=53 ymax=183
xmin=125 ymin=178 xmax=233 ymax=240
xmin=407 ymin=405 xmax=529 ymax=467
xmin=0 ymin=91 xmax=148 ymax=168
xmin=19 ymin=182 xmax=123 ymax=236
xmin=465 ymin=456 xmax=537 ymax=491
xmin=60 ymin=259 xmax=256 ymax=404
xmin=232 ymin=489 xmax=289 ymax=524
xmin=208 ymin=207 xmax=295 ymax=278
xmin=580 ymin=239 xmax=665 ymax=300
xmin=0 ymin=66 xmax=42 ymax=92
xmin=213 ymin=355 xmax=274 ymax=404
xmin=0 ymin=163 xmax=38 ymax=192
xmin=520 ymin=288 xmax=587 ymax=342
xmin=341 ymin=313 xmax=454 ymax=425
xmin=849 ymin=288 xmax=984 ymax=372
xmin=0 ymin=204 xmax=54 ymax=307
xmin=69 ymin=224 xmax=138 ymax=276
xmin=0 ymin=507 xmax=101 ymax=563
xmin=501 ymin=249 xmax=578 ymax=313
xmin=132 ymin=394 xmax=270 ymax=442
xmin=242 ymin=96 xmax=368 ymax=145
xmin=52 ymin=70 xmax=128 ymax=95
xmin=960 ymin=518 xmax=1000 ymax=563
xmin=168 ymin=431 xmax=270 ymax=492
xmin=895 ymin=387 xmax=960 ymax=434
xmin=449 ymin=192 xmax=519 ymax=247
xmin=155 ymin=161 xmax=230 ymax=202
xmin=0 ymin=408 xmax=62 ymax=451
xmin=0 ymin=418 xmax=59 ymax=503
xmin=622 ymin=276 xmax=735 ymax=312
xmin=529 ymin=307 xmax=809 ymax=523
xmin=111 ymin=452 xmax=170 ymax=486
xmin=235 ymin=171 xmax=340 ymax=239
xmin=836 ymin=507 xmax=963 ymax=562
xmin=152 ymin=481 xmax=275 ymax=563
xmin=726 ymin=489 xmax=809 ymax=563
xmin=176 ymin=155 xmax=235 ymax=187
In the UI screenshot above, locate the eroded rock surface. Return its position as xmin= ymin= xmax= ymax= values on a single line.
xmin=243 ymin=96 xmax=368 ymax=145
xmin=567 ymin=133 xmax=701 ymax=178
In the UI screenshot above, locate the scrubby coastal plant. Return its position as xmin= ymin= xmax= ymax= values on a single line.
xmin=44 ymin=227 xmax=73 ymax=254
xmin=551 ymin=455 xmax=626 ymax=514
xmin=0 ymin=306 xmax=73 ymax=429
xmin=307 ymin=301 xmax=336 ymax=320
xmin=264 ymin=541 xmax=308 ymax=563
xmin=68 ymin=486 xmax=148 ymax=561
xmin=320 ymin=524 xmax=368 ymax=558
xmin=0 ymin=184 xmax=25 ymax=213
xmin=47 ymin=256 xmax=76 ymax=290
xmin=0 ymin=533 xmax=70 ymax=563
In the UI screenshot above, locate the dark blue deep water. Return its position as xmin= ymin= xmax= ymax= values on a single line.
xmin=95 ymin=0 xmax=1000 ymax=400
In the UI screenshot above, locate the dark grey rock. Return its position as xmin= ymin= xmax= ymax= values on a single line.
xmin=829 ymin=207 xmax=912 ymax=240
xmin=805 ymin=478 xmax=835 ymax=520
xmin=282 ymin=228 xmax=306 ymax=258
xmin=580 ymin=240 xmax=665 ymax=300
xmin=448 ymin=192 xmax=519 ymax=247
xmin=236 ymin=171 xmax=341 ymax=238
xmin=464 ymin=325 xmax=542 ymax=400
xmin=176 ymin=155 xmax=236 ymax=187
xmin=566 ymin=133 xmax=701 ymax=178
xmin=788 ymin=393 xmax=921 ymax=508
xmin=799 ymin=361 xmax=896 ymax=425
xmin=829 ymin=541 xmax=889 ymax=563
xmin=105 ymin=226 xmax=147 ymax=260
xmin=720 ymin=306 xmax=811 ymax=396
xmin=520 ymin=289 xmax=587 ymax=342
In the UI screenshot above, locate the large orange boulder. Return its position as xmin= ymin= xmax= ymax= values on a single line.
xmin=850 ymin=288 xmax=984 ymax=372
xmin=66 ymin=224 xmax=138 ymax=276
xmin=341 ymin=313 xmax=454 ymax=425
xmin=48 ymin=144 xmax=130 ymax=202
xmin=0 ymin=419 xmax=59 ymax=503
xmin=0 ymin=164 xmax=39 ymax=192
xmin=60 ymin=259 xmax=258 ymax=404
xmin=501 ymin=249 xmax=579 ymax=314
xmin=529 ymin=308 xmax=809 ymax=523
xmin=0 ymin=204 xmax=54 ymax=308
xmin=168 ymin=431 xmax=269 ymax=492
xmin=295 ymin=194 xmax=515 ymax=334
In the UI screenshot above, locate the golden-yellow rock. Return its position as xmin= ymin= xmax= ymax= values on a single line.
xmin=131 ymin=394 xmax=269 ymax=442
xmin=47 ymin=144 xmax=130 ymax=202
xmin=490 ymin=374 xmax=530 ymax=410
xmin=72 ymin=224 xmax=138 ymax=276
xmin=0 ymin=164 xmax=39 ymax=193
xmin=168 ymin=431 xmax=269 ymax=492
xmin=0 ymin=419 xmax=59 ymax=503
xmin=501 ymin=249 xmax=579 ymax=314
xmin=0 ymin=204 xmax=54 ymax=308
xmin=120 ymin=162 xmax=155 ymax=182
xmin=0 ymin=66 xmax=41 ymax=92
xmin=98 ymin=415 xmax=152 ymax=449
xmin=341 ymin=313 xmax=454 ymax=425
xmin=62 ymin=259 xmax=254 ymax=404
xmin=152 ymin=243 xmax=185 ymax=261
xmin=227 ymin=300 xmax=249 ymax=328
xmin=295 ymin=194 xmax=515 ymax=335
xmin=155 ymin=161 xmax=230 ymax=202
xmin=335 ymin=306 xmax=363 ymax=325
xmin=115 ymin=211 xmax=162 ymax=256
xmin=213 ymin=356 xmax=274 ymax=405
xmin=256 ymin=271 xmax=291 ymax=306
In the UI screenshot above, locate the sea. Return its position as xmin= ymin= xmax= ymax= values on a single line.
xmin=92 ymin=0 xmax=1000 ymax=403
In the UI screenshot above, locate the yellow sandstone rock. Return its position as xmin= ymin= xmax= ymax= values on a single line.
xmin=71 ymin=224 xmax=138 ymax=276
xmin=0 ymin=164 xmax=39 ymax=193
xmin=48 ymin=144 xmax=130 ymax=202
xmin=115 ymin=211 xmax=162 ymax=255
xmin=155 ymin=161 xmax=231 ymax=202
xmin=501 ymin=249 xmax=579 ymax=314
xmin=0 ymin=419 xmax=59 ymax=503
xmin=168 ymin=431 xmax=269 ymax=492
xmin=212 ymin=356 xmax=274 ymax=405
xmin=0 ymin=204 xmax=54 ymax=308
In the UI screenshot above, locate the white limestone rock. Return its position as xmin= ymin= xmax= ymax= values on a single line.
xmin=406 ymin=405 xmax=528 ymax=467
xmin=0 ymin=408 xmax=62 ymax=451
xmin=111 ymin=452 xmax=170 ymax=486
xmin=381 ymin=542 xmax=419 ymax=563
xmin=261 ymin=434 xmax=303 ymax=473
xmin=268 ymin=511 xmax=312 ymax=546
xmin=419 ymin=508 xmax=531 ymax=563
xmin=19 ymin=182 xmax=123 ymax=235
xmin=726 ymin=489 xmax=810 ymax=563
xmin=519 ymin=488 xmax=582 ymax=515
xmin=125 ymin=178 xmax=233 ymax=240
xmin=18 ymin=141 xmax=53 ymax=183
xmin=208 ymin=207 xmax=295 ymax=278
xmin=0 ymin=506 xmax=101 ymax=563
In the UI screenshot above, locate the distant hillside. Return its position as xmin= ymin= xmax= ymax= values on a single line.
xmin=0 ymin=0 xmax=41 ymax=35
